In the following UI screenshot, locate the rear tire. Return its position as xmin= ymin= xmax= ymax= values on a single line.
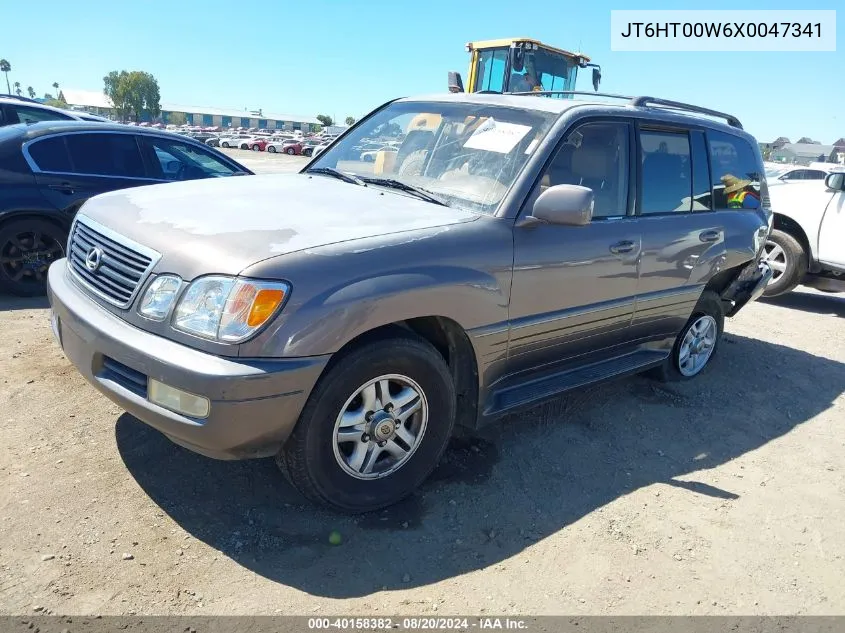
xmin=649 ymin=290 xmax=724 ymax=383
xmin=277 ymin=334 xmax=456 ymax=513
xmin=761 ymin=229 xmax=807 ymax=297
xmin=268 ymin=146 xmax=277 ymax=153
xmin=286 ymin=148 xmax=295 ymax=155
xmin=221 ymin=142 xmax=230 ymax=148
xmin=0 ymin=218 xmax=67 ymax=297
xmin=252 ymin=145 xmax=260 ymax=152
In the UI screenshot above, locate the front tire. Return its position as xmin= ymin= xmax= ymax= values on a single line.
xmin=286 ymin=148 xmax=295 ymax=155
xmin=268 ymin=146 xmax=277 ymax=153
xmin=221 ymin=142 xmax=230 ymax=148
xmin=761 ymin=229 xmax=807 ymax=297
xmin=277 ymin=334 xmax=456 ymax=513
xmin=252 ymin=145 xmax=260 ymax=152
xmin=0 ymin=218 xmax=67 ymax=296
xmin=650 ymin=290 xmax=724 ymax=383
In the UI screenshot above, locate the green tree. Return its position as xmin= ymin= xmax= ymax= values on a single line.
xmin=27 ymin=86 xmax=35 ymax=98
xmin=0 ymin=59 xmax=11 ymax=94
xmin=345 ymin=116 xmax=356 ymax=126
xmin=317 ymin=114 xmax=334 ymax=128
xmin=43 ymin=93 xmax=53 ymax=100
xmin=103 ymin=70 xmax=160 ymax=122
xmin=168 ymin=111 xmax=187 ymax=126
xmin=45 ymin=99 xmax=67 ymax=108
xmin=13 ymin=81 xmax=21 ymax=96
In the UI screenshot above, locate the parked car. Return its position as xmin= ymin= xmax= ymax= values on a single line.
xmin=246 ymin=138 xmax=271 ymax=152
xmin=0 ymin=121 xmax=252 ymax=296
xmin=311 ymin=142 xmax=330 ymax=157
xmin=762 ymin=170 xmax=845 ymax=296
xmin=0 ymin=95 xmax=100 ymax=127
xmin=205 ymin=136 xmax=221 ymax=147
xmin=46 ymin=93 xmax=771 ymax=512
xmin=218 ymin=134 xmax=252 ymax=149
xmin=280 ymin=140 xmax=303 ymax=155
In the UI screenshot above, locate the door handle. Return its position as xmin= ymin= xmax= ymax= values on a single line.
xmin=699 ymin=230 xmax=721 ymax=243
xmin=48 ymin=183 xmax=75 ymax=194
xmin=609 ymin=240 xmax=636 ymax=254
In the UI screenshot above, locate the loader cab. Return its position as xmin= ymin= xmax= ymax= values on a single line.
xmin=448 ymin=38 xmax=602 ymax=97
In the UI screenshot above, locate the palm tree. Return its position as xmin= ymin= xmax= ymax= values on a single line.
xmin=27 ymin=86 xmax=35 ymax=98
xmin=14 ymin=81 xmax=21 ymax=96
xmin=52 ymin=82 xmax=60 ymax=100
xmin=0 ymin=59 xmax=11 ymax=94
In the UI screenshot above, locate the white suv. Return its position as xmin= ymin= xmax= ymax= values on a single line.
xmin=763 ymin=168 xmax=845 ymax=296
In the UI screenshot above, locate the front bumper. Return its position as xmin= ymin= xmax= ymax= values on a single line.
xmin=47 ymin=261 xmax=330 ymax=459
xmin=723 ymin=259 xmax=773 ymax=317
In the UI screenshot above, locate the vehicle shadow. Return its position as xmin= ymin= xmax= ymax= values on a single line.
xmin=0 ymin=294 xmax=50 ymax=312
xmin=115 ymin=334 xmax=844 ymax=597
xmin=760 ymin=289 xmax=845 ymax=318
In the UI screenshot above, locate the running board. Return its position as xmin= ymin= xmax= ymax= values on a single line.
xmin=487 ymin=350 xmax=667 ymax=415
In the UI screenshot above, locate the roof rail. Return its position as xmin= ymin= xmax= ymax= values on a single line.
xmin=508 ymin=90 xmax=633 ymax=100
xmin=630 ymin=96 xmax=743 ymax=129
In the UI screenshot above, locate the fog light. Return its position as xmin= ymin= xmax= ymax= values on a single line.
xmin=148 ymin=378 xmax=210 ymax=418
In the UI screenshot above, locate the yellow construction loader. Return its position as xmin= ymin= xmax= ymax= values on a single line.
xmin=448 ymin=37 xmax=602 ymax=97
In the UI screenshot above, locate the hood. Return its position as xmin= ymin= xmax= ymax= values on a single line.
xmin=76 ymin=173 xmax=478 ymax=279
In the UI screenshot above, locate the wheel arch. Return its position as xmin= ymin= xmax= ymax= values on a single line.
xmin=316 ymin=317 xmax=480 ymax=431
xmin=773 ymin=212 xmax=812 ymax=268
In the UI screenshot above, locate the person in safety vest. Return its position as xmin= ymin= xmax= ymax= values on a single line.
xmin=722 ymin=174 xmax=761 ymax=209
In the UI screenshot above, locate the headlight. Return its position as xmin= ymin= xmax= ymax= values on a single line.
xmin=138 ymin=274 xmax=182 ymax=320
xmin=172 ymin=276 xmax=290 ymax=342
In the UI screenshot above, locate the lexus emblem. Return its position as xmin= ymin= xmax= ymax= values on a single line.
xmin=84 ymin=247 xmax=104 ymax=272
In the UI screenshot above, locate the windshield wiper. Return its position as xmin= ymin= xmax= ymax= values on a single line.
xmin=359 ymin=177 xmax=449 ymax=207
xmin=306 ymin=167 xmax=366 ymax=186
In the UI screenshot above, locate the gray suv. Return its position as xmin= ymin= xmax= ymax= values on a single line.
xmin=46 ymin=92 xmax=773 ymax=512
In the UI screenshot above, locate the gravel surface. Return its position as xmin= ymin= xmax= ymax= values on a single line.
xmin=1 ymin=150 xmax=843 ymax=615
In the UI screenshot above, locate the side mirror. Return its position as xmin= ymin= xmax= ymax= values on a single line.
xmin=524 ymin=184 xmax=594 ymax=226
xmin=592 ymin=68 xmax=601 ymax=91
xmin=448 ymin=71 xmax=464 ymax=93
xmin=825 ymin=172 xmax=845 ymax=191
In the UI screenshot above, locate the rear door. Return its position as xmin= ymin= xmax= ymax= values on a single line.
xmin=629 ymin=126 xmax=727 ymax=342
xmin=28 ymin=132 xmax=151 ymax=217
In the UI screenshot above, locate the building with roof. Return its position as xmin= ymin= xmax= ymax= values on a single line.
xmin=770 ymin=142 xmax=838 ymax=165
xmin=58 ymin=88 xmax=320 ymax=132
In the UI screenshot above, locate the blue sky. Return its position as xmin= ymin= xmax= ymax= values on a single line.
xmin=3 ymin=0 xmax=841 ymax=142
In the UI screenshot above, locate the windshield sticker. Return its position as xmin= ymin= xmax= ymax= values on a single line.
xmin=463 ymin=118 xmax=532 ymax=154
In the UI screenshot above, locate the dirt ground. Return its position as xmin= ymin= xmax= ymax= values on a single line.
xmin=1 ymin=287 xmax=843 ymax=617
xmin=1 ymin=149 xmax=843 ymax=616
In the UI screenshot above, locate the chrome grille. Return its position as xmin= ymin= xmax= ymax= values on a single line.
xmin=67 ymin=216 xmax=160 ymax=308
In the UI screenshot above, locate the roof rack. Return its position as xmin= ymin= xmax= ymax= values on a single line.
xmin=630 ymin=96 xmax=743 ymax=129
xmin=505 ymin=91 xmax=743 ymax=130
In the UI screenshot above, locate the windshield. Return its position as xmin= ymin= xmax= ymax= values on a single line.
xmin=306 ymin=100 xmax=556 ymax=214
xmin=474 ymin=46 xmax=578 ymax=95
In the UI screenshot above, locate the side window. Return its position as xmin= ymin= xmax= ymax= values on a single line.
xmin=639 ymin=130 xmax=692 ymax=214
xmin=141 ymin=137 xmax=239 ymax=180
xmin=540 ymin=121 xmax=629 ymax=219
xmin=12 ymin=105 xmax=74 ymax=124
xmin=64 ymin=133 xmax=146 ymax=178
xmin=805 ymin=169 xmax=827 ymax=180
xmin=707 ymin=130 xmax=762 ymax=210
xmin=781 ymin=169 xmax=804 ymax=180
xmin=27 ymin=137 xmax=73 ymax=173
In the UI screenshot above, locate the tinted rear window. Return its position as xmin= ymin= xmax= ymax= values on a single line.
xmin=707 ymin=130 xmax=762 ymax=210
xmin=28 ymin=136 xmax=73 ymax=172
xmin=64 ymin=133 xmax=146 ymax=178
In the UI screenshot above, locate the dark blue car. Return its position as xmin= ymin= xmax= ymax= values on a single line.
xmin=0 ymin=121 xmax=252 ymax=296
